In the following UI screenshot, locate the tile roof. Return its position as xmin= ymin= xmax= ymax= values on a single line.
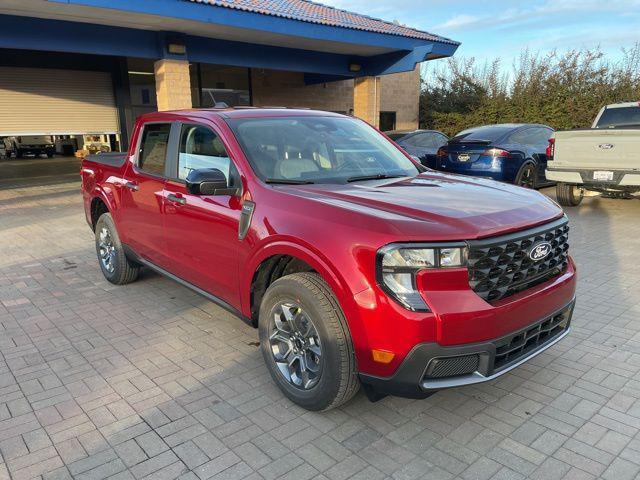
xmin=186 ymin=0 xmax=459 ymax=45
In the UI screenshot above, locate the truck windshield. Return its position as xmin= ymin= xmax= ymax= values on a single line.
xmin=226 ymin=116 xmax=419 ymax=184
xmin=595 ymin=106 xmax=640 ymax=128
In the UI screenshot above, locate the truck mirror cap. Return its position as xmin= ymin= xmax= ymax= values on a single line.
xmin=186 ymin=168 xmax=235 ymax=196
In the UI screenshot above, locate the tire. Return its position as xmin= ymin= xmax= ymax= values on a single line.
xmin=46 ymin=152 xmax=54 ymax=158
xmin=16 ymin=149 xmax=24 ymax=159
xmin=259 ymin=272 xmax=359 ymax=411
xmin=556 ymin=183 xmax=584 ymax=206
xmin=515 ymin=163 xmax=537 ymax=189
xmin=94 ymin=213 xmax=140 ymax=285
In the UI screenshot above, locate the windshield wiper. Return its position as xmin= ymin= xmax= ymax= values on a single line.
xmin=346 ymin=174 xmax=406 ymax=183
xmin=265 ymin=178 xmax=315 ymax=185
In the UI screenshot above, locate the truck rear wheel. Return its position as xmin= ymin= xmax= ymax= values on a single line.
xmin=556 ymin=183 xmax=583 ymax=206
xmin=259 ymin=272 xmax=359 ymax=411
xmin=94 ymin=213 xmax=140 ymax=285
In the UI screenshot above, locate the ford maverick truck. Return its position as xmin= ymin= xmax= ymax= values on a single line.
xmin=81 ymin=108 xmax=576 ymax=411
xmin=547 ymin=102 xmax=640 ymax=205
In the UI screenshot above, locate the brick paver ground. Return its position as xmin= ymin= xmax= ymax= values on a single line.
xmin=1 ymin=180 xmax=640 ymax=480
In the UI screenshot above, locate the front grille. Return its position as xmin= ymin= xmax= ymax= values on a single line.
xmin=493 ymin=305 xmax=571 ymax=371
xmin=425 ymin=354 xmax=480 ymax=379
xmin=467 ymin=218 xmax=570 ymax=303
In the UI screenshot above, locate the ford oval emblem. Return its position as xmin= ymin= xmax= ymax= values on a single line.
xmin=598 ymin=143 xmax=614 ymax=150
xmin=529 ymin=242 xmax=552 ymax=261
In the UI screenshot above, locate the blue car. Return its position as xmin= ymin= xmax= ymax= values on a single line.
xmin=385 ymin=129 xmax=449 ymax=169
xmin=435 ymin=124 xmax=555 ymax=188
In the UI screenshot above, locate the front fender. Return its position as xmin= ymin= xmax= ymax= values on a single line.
xmin=240 ymin=239 xmax=357 ymax=316
xmin=239 ymin=238 xmax=375 ymax=360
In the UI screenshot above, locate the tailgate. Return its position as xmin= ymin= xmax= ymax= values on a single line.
xmin=552 ymin=129 xmax=640 ymax=170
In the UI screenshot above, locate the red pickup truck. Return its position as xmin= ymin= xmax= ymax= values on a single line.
xmin=81 ymin=108 xmax=576 ymax=411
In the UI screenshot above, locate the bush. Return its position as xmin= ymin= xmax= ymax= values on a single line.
xmin=420 ymin=45 xmax=640 ymax=136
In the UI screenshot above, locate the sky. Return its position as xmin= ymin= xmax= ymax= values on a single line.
xmin=320 ymin=0 xmax=640 ymax=69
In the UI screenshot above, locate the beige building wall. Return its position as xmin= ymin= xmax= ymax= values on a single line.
xmin=380 ymin=66 xmax=421 ymax=131
xmin=251 ymin=69 xmax=354 ymax=113
xmin=250 ymin=66 xmax=421 ymax=130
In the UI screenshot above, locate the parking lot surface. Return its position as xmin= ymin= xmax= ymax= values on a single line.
xmin=1 ymin=181 xmax=640 ymax=480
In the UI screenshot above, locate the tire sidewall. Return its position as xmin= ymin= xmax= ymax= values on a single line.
xmin=95 ymin=213 xmax=124 ymax=283
xmin=259 ymin=277 xmax=345 ymax=410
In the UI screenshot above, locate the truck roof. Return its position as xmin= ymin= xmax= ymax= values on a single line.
xmin=138 ymin=108 xmax=346 ymax=121
xmin=602 ymin=101 xmax=640 ymax=109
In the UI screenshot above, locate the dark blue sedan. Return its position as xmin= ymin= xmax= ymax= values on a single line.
xmin=385 ymin=129 xmax=449 ymax=169
xmin=435 ymin=124 xmax=555 ymax=188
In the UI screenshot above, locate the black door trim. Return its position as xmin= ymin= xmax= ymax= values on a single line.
xmin=122 ymin=244 xmax=254 ymax=327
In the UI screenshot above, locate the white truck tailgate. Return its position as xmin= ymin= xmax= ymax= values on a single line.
xmin=552 ymin=129 xmax=639 ymax=170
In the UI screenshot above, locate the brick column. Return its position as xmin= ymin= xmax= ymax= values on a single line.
xmin=353 ymin=76 xmax=381 ymax=128
xmin=154 ymin=59 xmax=192 ymax=111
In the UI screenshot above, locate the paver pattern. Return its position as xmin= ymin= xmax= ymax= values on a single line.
xmin=1 ymin=180 xmax=640 ymax=480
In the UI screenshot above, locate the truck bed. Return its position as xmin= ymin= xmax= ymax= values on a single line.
xmin=86 ymin=152 xmax=127 ymax=168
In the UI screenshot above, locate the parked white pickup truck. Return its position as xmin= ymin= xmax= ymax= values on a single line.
xmin=546 ymin=102 xmax=640 ymax=206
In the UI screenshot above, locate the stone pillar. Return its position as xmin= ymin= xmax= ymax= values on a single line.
xmin=353 ymin=76 xmax=381 ymax=128
xmin=154 ymin=59 xmax=192 ymax=111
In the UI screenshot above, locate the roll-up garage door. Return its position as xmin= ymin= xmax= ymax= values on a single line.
xmin=0 ymin=67 xmax=119 ymax=136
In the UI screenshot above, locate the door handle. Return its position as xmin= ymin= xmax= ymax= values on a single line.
xmin=166 ymin=193 xmax=186 ymax=205
xmin=124 ymin=181 xmax=139 ymax=191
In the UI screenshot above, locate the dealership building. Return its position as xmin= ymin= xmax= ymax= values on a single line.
xmin=0 ymin=0 xmax=459 ymax=154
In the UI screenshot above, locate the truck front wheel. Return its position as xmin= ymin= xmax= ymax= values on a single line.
xmin=556 ymin=183 xmax=584 ymax=206
xmin=94 ymin=213 xmax=140 ymax=285
xmin=259 ymin=272 xmax=359 ymax=411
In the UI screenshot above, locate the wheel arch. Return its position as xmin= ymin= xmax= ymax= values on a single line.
xmin=88 ymin=187 xmax=117 ymax=231
xmin=243 ymin=242 xmax=354 ymax=328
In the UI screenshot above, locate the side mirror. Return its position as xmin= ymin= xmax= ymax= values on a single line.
xmin=186 ymin=168 xmax=237 ymax=196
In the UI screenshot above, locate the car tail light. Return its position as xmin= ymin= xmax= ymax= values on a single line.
xmin=546 ymin=138 xmax=555 ymax=159
xmin=436 ymin=147 xmax=448 ymax=157
xmin=482 ymin=148 xmax=510 ymax=157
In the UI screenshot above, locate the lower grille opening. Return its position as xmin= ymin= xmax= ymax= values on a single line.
xmin=493 ymin=309 xmax=570 ymax=371
xmin=425 ymin=354 xmax=480 ymax=379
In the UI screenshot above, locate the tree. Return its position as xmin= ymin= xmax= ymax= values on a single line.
xmin=420 ymin=45 xmax=640 ymax=136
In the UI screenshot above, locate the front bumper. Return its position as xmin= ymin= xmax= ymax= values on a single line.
xmin=359 ymin=299 xmax=574 ymax=399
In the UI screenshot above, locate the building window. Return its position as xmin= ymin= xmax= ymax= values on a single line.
xmin=141 ymin=89 xmax=150 ymax=105
xmin=192 ymin=64 xmax=251 ymax=108
xmin=379 ymin=111 xmax=397 ymax=132
xmin=127 ymin=58 xmax=157 ymax=119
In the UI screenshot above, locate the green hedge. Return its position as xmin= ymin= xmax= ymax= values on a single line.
xmin=420 ymin=46 xmax=640 ymax=137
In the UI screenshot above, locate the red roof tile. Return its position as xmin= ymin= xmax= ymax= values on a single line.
xmin=187 ymin=0 xmax=459 ymax=45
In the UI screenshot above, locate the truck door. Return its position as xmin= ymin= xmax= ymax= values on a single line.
xmin=162 ymin=122 xmax=243 ymax=307
xmin=118 ymin=122 xmax=172 ymax=267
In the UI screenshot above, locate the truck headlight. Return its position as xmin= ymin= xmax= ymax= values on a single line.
xmin=377 ymin=244 xmax=467 ymax=311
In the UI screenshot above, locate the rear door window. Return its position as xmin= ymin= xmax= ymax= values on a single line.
xmin=138 ymin=123 xmax=171 ymax=176
xmin=508 ymin=127 xmax=553 ymax=147
xmin=413 ymin=132 xmax=449 ymax=148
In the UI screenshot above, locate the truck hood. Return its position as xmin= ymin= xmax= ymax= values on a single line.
xmin=278 ymin=172 xmax=563 ymax=240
